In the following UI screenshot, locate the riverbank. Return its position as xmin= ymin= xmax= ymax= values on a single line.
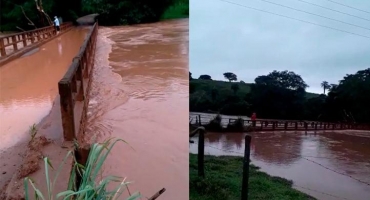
xmin=190 ymin=154 xmax=315 ymax=200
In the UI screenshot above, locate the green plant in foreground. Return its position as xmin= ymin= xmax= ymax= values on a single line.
xmin=29 ymin=124 xmax=38 ymax=142
xmin=24 ymin=138 xmax=140 ymax=200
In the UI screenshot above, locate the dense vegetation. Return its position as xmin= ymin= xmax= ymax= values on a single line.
xmin=190 ymin=68 xmax=370 ymax=123
xmin=190 ymin=154 xmax=315 ymax=200
xmin=0 ymin=0 xmax=189 ymax=31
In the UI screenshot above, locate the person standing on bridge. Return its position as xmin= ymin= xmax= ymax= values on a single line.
xmin=251 ymin=112 xmax=257 ymax=127
xmin=54 ymin=16 xmax=60 ymax=35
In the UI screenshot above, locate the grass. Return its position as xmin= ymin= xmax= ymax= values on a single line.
xmin=29 ymin=123 xmax=38 ymax=142
xmin=190 ymin=154 xmax=315 ymax=200
xmin=161 ymin=0 xmax=189 ymax=20
xmin=24 ymin=138 xmax=140 ymax=200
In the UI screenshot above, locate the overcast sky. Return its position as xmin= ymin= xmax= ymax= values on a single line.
xmin=189 ymin=0 xmax=370 ymax=93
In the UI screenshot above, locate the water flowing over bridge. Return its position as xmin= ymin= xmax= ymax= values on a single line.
xmin=190 ymin=114 xmax=370 ymax=132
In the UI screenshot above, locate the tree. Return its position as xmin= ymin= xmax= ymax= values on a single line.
xmin=321 ymin=81 xmax=330 ymax=94
xmin=223 ymin=72 xmax=237 ymax=82
xmin=189 ymin=72 xmax=193 ymax=80
xmin=231 ymin=83 xmax=239 ymax=94
xmin=211 ymin=88 xmax=218 ymax=101
xmin=255 ymin=70 xmax=308 ymax=90
xmin=325 ymin=68 xmax=370 ymax=123
xmin=199 ymin=74 xmax=212 ymax=80
xmin=329 ymin=84 xmax=338 ymax=92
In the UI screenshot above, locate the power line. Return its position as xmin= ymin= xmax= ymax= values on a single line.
xmin=295 ymin=0 xmax=370 ymax=22
xmin=325 ymin=0 xmax=370 ymax=15
xmin=255 ymin=0 xmax=370 ymax=31
xmin=217 ymin=0 xmax=370 ymax=39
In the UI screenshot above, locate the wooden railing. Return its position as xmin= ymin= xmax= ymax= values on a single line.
xmin=58 ymin=22 xmax=98 ymax=141
xmin=190 ymin=114 xmax=370 ymax=131
xmin=0 ymin=22 xmax=73 ymax=58
xmin=229 ymin=119 xmax=370 ymax=131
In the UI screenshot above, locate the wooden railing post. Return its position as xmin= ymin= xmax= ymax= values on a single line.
xmin=22 ymin=34 xmax=27 ymax=47
xmin=0 ymin=38 xmax=6 ymax=56
xmin=11 ymin=36 xmax=18 ymax=51
xmin=241 ymin=135 xmax=251 ymax=200
xmin=59 ymin=80 xmax=76 ymax=141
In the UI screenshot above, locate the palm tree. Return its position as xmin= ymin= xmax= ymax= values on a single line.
xmin=321 ymin=81 xmax=330 ymax=94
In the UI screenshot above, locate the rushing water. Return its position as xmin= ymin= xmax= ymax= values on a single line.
xmin=84 ymin=19 xmax=189 ymax=199
xmin=190 ymin=130 xmax=370 ymax=200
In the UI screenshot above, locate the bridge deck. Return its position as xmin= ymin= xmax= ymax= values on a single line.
xmin=0 ymin=27 xmax=89 ymax=150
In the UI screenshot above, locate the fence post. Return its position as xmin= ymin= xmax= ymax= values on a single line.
xmin=241 ymin=135 xmax=251 ymax=200
xmin=198 ymin=130 xmax=205 ymax=177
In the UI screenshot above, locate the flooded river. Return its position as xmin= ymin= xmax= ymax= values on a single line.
xmin=85 ymin=19 xmax=188 ymax=199
xmin=190 ymin=131 xmax=370 ymax=200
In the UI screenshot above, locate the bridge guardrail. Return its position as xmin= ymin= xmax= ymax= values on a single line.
xmin=58 ymin=22 xmax=98 ymax=141
xmin=191 ymin=114 xmax=370 ymax=131
xmin=0 ymin=22 xmax=73 ymax=58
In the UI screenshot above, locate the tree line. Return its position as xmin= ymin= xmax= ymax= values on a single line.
xmin=0 ymin=0 xmax=188 ymax=31
xmin=190 ymin=68 xmax=370 ymax=123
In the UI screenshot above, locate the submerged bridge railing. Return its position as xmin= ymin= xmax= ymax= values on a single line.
xmin=58 ymin=22 xmax=98 ymax=141
xmin=233 ymin=119 xmax=370 ymax=131
xmin=0 ymin=23 xmax=73 ymax=60
xmin=191 ymin=114 xmax=370 ymax=132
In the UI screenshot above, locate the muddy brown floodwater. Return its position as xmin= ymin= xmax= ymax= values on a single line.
xmin=83 ymin=19 xmax=189 ymax=199
xmin=0 ymin=27 xmax=88 ymax=193
xmin=190 ymin=130 xmax=370 ymax=200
